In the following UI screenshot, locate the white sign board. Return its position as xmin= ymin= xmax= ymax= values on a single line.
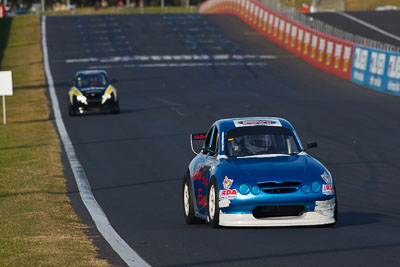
xmin=0 ymin=71 xmax=13 ymax=95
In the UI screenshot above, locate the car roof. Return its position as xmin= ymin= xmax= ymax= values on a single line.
xmin=75 ymin=70 xmax=108 ymax=77
xmin=214 ymin=117 xmax=295 ymax=133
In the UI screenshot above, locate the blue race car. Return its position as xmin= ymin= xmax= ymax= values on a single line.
xmin=182 ymin=117 xmax=337 ymax=227
xmin=68 ymin=70 xmax=119 ymax=115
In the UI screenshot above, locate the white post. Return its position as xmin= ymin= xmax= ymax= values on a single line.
xmin=2 ymin=95 xmax=5 ymax=125
xmin=0 ymin=71 xmax=13 ymax=124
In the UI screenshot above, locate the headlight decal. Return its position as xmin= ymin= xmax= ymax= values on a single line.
xmin=102 ymin=85 xmax=117 ymax=104
xmin=69 ymin=87 xmax=87 ymax=105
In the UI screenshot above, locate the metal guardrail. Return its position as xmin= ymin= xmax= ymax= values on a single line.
xmin=259 ymin=0 xmax=400 ymax=52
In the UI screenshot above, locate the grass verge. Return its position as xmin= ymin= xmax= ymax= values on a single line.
xmin=0 ymin=16 xmax=109 ymax=266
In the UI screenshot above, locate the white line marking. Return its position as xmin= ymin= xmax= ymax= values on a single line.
xmin=65 ymin=54 xmax=277 ymax=63
xmin=337 ymin=12 xmax=400 ymax=42
xmin=41 ymin=16 xmax=150 ymax=267
xmin=88 ymin=62 xmax=268 ymax=69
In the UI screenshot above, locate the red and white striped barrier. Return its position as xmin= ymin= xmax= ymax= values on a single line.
xmin=199 ymin=0 xmax=354 ymax=80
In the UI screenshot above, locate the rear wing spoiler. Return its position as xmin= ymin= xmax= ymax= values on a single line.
xmin=190 ymin=133 xmax=207 ymax=155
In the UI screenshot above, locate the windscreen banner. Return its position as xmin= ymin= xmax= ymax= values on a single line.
xmin=199 ymin=0 xmax=354 ymax=80
xmin=351 ymin=45 xmax=400 ymax=95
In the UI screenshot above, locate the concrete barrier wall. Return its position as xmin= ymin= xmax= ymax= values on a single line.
xmin=199 ymin=0 xmax=400 ymax=95
xmin=352 ymin=46 xmax=400 ymax=95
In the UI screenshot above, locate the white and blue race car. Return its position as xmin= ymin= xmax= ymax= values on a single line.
xmin=68 ymin=70 xmax=119 ymax=115
xmin=182 ymin=117 xmax=337 ymax=227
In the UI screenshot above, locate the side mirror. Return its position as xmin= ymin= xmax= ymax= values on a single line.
xmin=306 ymin=141 xmax=318 ymax=150
xmin=110 ymin=78 xmax=117 ymax=84
xmin=201 ymin=147 xmax=216 ymax=156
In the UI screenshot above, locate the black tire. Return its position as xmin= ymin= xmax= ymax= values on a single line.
xmin=333 ymin=193 xmax=338 ymax=224
xmin=182 ymin=174 xmax=203 ymax=224
xmin=207 ymin=178 xmax=220 ymax=228
xmin=68 ymin=104 xmax=75 ymax=116
xmin=113 ymin=102 xmax=120 ymax=114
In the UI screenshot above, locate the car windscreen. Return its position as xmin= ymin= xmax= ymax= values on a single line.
xmin=226 ymin=126 xmax=300 ymax=157
xmin=75 ymin=73 xmax=108 ymax=89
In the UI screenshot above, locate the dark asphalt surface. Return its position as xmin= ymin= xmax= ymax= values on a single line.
xmin=46 ymin=14 xmax=400 ymax=266
xmin=309 ymin=11 xmax=400 ymax=48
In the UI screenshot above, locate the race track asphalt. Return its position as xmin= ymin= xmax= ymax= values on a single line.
xmin=308 ymin=10 xmax=400 ymax=47
xmin=46 ymin=13 xmax=400 ymax=266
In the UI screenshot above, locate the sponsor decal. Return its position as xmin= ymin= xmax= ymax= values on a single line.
xmin=254 ymin=6 xmax=259 ymax=24
xmin=193 ymin=164 xmax=208 ymax=186
xmin=334 ymin=43 xmax=343 ymax=69
xmin=258 ymin=9 xmax=263 ymax=28
xmin=369 ymin=52 xmax=386 ymax=75
xmin=193 ymin=163 xmax=209 ymax=207
xmin=297 ymin=28 xmax=304 ymax=52
xmin=262 ymin=11 xmax=268 ymax=31
xmin=291 ymin=25 xmax=297 ymax=48
xmin=192 ymin=133 xmax=207 ymax=140
xmin=219 ymin=189 xmax=238 ymax=199
xmin=322 ymin=184 xmax=335 ymax=195
xmin=325 ymin=41 xmax=334 ymax=66
xmin=268 ymin=14 xmax=274 ymax=34
xmin=284 ymin=22 xmax=291 ymax=44
xmin=278 ymin=19 xmax=285 ymax=41
xmin=273 ymin=16 xmax=279 ymax=37
xmin=219 ymin=198 xmax=231 ymax=208
xmin=387 ymin=80 xmax=400 ymax=92
xmin=311 ymin=35 xmax=318 ymax=59
xmin=321 ymin=172 xmax=330 ymax=184
xmin=351 ymin=44 xmax=400 ymax=95
xmin=353 ymin=70 xmax=365 ymax=82
xmin=197 ymin=188 xmax=207 ymax=206
xmin=233 ymin=119 xmax=282 ymax=127
xmin=387 ymin=55 xmax=400 ymax=79
xmin=343 ymin=45 xmax=352 ymax=72
xmin=303 ymin=31 xmax=310 ymax=55
xmin=258 ymin=8 xmax=264 ymax=28
xmin=223 ymin=176 xmax=233 ymax=189
xmin=369 ymin=75 xmax=382 ymax=87
xmin=318 ymin=38 xmax=326 ymax=62
xmin=220 ymin=176 xmax=237 ymax=201
xmin=221 ymin=131 xmax=225 ymax=152
xmin=249 ymin=3 xmax=254 ymax=22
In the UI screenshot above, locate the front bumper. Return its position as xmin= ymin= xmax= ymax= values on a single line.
xmin=72 ymin=103 xmax=118 ymax=114
xmin=219 ymin=198 xmax=336 ymax=227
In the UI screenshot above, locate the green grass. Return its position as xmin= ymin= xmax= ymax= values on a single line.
xmin=0 ymin=16 xmax=109 ymax=266
xmin=0 ymin=18 xmax=11 ymax=68
xmin=43 ymin=5 xmax=198 ymax=16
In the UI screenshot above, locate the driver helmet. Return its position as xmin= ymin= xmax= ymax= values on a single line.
xmin=244 ymin=134 xmax=271 ymax=154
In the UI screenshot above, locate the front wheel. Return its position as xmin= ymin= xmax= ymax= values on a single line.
xmin=182 ymin=174 xmax=203 ymax=224
xmin=333 ymin=193 xmax=338 ymax=224
xmin=112 ymin=102 xmax=120 ymax=114
xmin=68 ymin=104 xmax=76 ymax=116
xmin=208 ymin=178 xmax=220 ymax=228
